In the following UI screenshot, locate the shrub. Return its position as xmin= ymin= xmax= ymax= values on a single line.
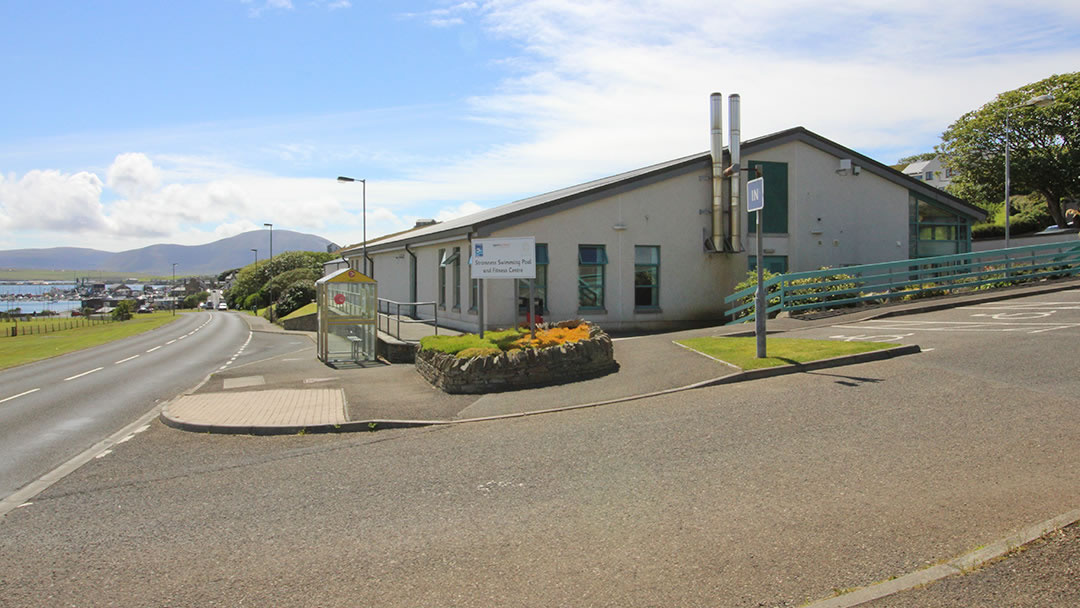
xmin=275 ymin=279 xmax=316 ymax=318
xmin=512 ymin=324 xmax=590 ymax=349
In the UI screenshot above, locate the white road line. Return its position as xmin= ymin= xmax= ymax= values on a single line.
xmin=0 ymin=388 xmax=40 ymax=404
xmin=166 ymin=339 xmax=177 ymax=345
xmin=178 ymin=335 xmax=187 ymax=340
xmin=64 ymin=367 xmax=104 ymax=381
xmin=146 ymin=346 xmax=162 ymax=353
xmin=114 ymin=355 xmax=140 ymax=365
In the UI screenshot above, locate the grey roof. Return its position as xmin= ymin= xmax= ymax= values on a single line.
xmin=362 ymin=126 xmax=983 ymax=253
xmin=903 ymin=160 xmax=932 ymax=174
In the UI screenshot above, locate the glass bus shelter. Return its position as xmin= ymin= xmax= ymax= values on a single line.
xmin=316 ymin=268 xmax=377 ymax=364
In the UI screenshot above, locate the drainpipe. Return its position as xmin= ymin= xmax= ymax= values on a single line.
xmin=729 ymin=93 xmax=742 ymax=253
xmin=710 ymin=92 xmax=724 ymax=251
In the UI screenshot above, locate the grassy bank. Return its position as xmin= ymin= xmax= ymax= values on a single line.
xmin=0 ymin=311 xmax=181 ymax=370
xmin=677 ymin=336 xmax=897 ymax=371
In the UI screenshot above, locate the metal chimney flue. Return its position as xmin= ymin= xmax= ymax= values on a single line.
xmin=728 ymin=94 xmax=742 ymax=252
xmin=709 ymin=93 xmax=724 ymax=250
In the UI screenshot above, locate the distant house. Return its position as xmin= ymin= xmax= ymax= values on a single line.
xmin=340 ymin=124 xmax=984 ymax=333
xmin=902 ymin=156 xmax=953 ymax=190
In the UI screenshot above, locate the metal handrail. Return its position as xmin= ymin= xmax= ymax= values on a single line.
xmin=725 ymin=241 xmax=1080 ymax=323
xmin=376 ymin=298 xmax=439 ymax=341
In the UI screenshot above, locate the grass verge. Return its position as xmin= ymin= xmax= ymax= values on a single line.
xmin=676 ymin=336 xmax=898 ymax=371
xmin=0 ymin=311 xmax=181 ymax=370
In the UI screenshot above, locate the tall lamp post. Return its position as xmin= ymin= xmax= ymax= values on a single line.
xmin=171 ymin=263 xmax=177 ymax=315
xmin=336 ymin=176 xmax=367 ymax=275
xmin=1004 ymin=94 xmax=1054 ymax=248
xmin=251 ymin=248 xmax=258 ymax=271
xmin=264 ymin=223 xmax=273 ymax=322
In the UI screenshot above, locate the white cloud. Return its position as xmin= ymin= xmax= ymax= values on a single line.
xmin=435 ymin=201 xmax=485 ymax=222
xmin=0 ymin=169 xmax=109 ymax=233
xmin=106 ymin=152 xmax=160 ymax=198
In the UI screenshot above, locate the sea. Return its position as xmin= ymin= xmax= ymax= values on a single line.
xmin=0 ymin=282 xmax=165 ymax=315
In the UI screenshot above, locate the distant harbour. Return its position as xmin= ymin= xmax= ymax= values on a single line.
xmin=1 ymin=300 xmax=83 ymax=315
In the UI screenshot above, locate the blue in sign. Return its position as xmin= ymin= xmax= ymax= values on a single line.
xmin=474 ymin=243 xmax=484 ymax=258
xmin=747 ymin=177 xmax=765 ymax=213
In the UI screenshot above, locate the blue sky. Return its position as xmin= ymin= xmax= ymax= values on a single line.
xmin=2 ymin=0 xmax=1078 ymax=253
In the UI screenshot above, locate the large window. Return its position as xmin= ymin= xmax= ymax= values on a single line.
xmin=634 ymin=246 xmax=660 ymax=309
xmin=578 ymin=245 xmax=607 ymax=310
xmin=909 ymin=193 xmax=971 ymax=258
xmin=469 ymin=279 xmax=479 ymax=313
xmin=437 ymin=248 xmax=446 ymax=308
xmin=439 ymin=248 xmax=462 ymax=309
xmin=452 ymin=247 xmax=461 ymax=310
xmin=746 ymin=160 xmax=789 ymax=234
xmin=518 ymin=243 xmax=548 ymax=313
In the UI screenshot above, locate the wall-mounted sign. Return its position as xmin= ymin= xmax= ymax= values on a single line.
xmin=471 ymin=237 xmax=536 ymax=279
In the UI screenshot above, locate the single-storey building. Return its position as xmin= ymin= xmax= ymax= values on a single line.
xmin=339 ymin=120 xmax=985 ymax=333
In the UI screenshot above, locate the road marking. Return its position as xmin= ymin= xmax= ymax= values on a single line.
xmin=166 ymin=339 xmax=177 ymax=345
xmin=832 ymin=320 xmax=1080 ymax=334
xmin=114 ymin=355 xmax=140 ymax=365
xmin=178 ymin=335 xmax=187 ymax=340
xmin=146 ymin=346 xmax=162 ymax=353
xmin=829 ymin=333 xmax=913 ymax=342
xmin=0 ymin=388 xmax=40 ymax=404
xmin=64 ymin=367 xmax=104 ymax=381
xmin=971 ymin=311 xmax=1054 ymax=320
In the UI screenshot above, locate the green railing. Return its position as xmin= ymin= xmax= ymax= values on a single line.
xmin=724 ymin=241 xmax=1080 ymax=324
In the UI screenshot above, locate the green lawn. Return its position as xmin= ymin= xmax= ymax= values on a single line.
xmin=0 ymin=311 xmax=181 ymax=370
xmin=676 ymin=336 xmax=898 ymax=371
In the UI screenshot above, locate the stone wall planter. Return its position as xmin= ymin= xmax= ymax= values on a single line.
xmin=415 ymin=322 xmax=618 ymax=394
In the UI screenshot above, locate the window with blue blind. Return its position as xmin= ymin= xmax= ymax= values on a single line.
xmin=577 ymin=245 xmax=607 ymax=310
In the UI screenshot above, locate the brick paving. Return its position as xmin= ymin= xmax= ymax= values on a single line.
xmin=164 ymin=389 xmax=347 ymax=428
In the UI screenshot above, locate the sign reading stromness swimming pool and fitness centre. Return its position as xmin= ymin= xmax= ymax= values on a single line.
xmin=470 ymin=237 xmax=536 ymax=279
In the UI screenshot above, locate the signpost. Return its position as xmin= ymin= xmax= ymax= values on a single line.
xmin=747 ymin=176 xmax=766 ymax=358
xmin=470 ymin=237 xmax=537 ymax=339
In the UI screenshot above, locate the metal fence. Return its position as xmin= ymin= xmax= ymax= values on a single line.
xmin=376 ymin=298 xmax=439 ymax=341
xmin=725 ymin=241 xmax=1080 ymax=324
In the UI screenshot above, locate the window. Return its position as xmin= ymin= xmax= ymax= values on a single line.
xmin=746 ymin=161 xmax=789 ymax=233
xmin=634 ymin=246 xmax=660 ymax=309
xmin=452 ymin=247 xmax=461 ymax=310
xmin=469 ymin=278 xmax=479 ymax=313
xmin=748 ymin=255 xmax=789 ymax=274
xmin=924 ymin=171 xmax=934 ymax=181
xmin=909 ymin=192 xmax=971 ymax=258
xmin=437 ymin=248 xmax=446 ymax=308
xmin=578 ymin=245 xmax=607 ymax=310
xmin=518 ymin=243 xmax=548 ymax=313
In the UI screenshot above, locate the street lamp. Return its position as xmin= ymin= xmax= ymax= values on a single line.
xmin=1004 ymin=94 xmax=1054 ymax=248
xmin=251 ymin=248 xmax=258 ymax=271
xmin=171 ymin=262 xmax=177 ymax=315
xmin=264 ymin=223 xmax=273 ymax=322
xmin=336 ymin=176 xmax=367 ymax=275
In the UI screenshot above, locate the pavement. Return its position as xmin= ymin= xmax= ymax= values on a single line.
xmin=160 ymin=275 xmax=1080 ymax=436
xmin=157 ymin=276 xmax=1080 ymax=607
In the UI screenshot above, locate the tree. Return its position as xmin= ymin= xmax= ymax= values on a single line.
xmin=938 ymin=72 xmax=1080 ymax=227
xmin=112 ymin=300 xmax=135 ymax=321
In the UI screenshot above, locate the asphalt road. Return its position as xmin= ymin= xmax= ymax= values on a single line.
xmin=0 ymin=293 xmax=1078 ymax=607
xmin=0 ymin=311 xmax=264 ymax=501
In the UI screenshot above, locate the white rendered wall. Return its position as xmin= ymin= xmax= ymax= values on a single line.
xmin=744 ymin=141 xmax=910 ymax=272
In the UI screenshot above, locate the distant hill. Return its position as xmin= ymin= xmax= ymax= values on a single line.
xmin=0 ymin=230 xmax=338 ymax=276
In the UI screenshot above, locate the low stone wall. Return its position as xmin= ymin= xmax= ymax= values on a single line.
xmin=281 ymin=313 xmax=317 ymax=332
xmin=415 ymin=323 xmax=619 ymax=394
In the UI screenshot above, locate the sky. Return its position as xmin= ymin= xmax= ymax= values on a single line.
xmin=1 ymin=0 xmax=1078 ymax=253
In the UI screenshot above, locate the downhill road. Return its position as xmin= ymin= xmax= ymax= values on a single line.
xmin=0 ymin=311 xmax=252 ymax=501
